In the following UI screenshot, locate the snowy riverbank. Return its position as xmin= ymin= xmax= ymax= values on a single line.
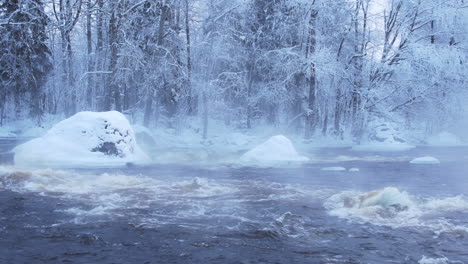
xmin=1 ymin=114 xmax=467 ymax=168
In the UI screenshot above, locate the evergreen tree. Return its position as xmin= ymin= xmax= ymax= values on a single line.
xmin=0 ymin=0 xmax=52 ymax=122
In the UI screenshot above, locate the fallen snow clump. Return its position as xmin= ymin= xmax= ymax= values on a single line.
xmin=13 ymin=111 xmax=151 ymax=168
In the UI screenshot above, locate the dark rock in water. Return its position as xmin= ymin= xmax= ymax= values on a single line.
xmin=78 ymin=234 xmax=105 ymax=246
xmin=91 ymin=142 xmax=120 ymax=156
xmin=389 ymin=204 xmax=408 ymax=212
xmin=126 ymin=162 xmax=135 ymax=167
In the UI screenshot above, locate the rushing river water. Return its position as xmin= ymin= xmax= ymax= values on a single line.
xmin=1 ymin=140 xmax=468 ymax=264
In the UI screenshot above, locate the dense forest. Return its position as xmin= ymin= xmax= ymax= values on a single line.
xmin=0 ymin=0 xmax=467 ymax=142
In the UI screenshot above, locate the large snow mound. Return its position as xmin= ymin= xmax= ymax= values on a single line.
xmin=410 ymin=156 xmax=440 ymax=165
xmin=239 ymin=135 xmax=309 ymax=164
xmin=13 ymin=111 xmax=151 ymax=168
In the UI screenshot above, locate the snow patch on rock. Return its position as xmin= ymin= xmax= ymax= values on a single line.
xmin=410 ymin=156 xmax=440 ymax=165
xmin=239 ymin=135 xmax=308 ymax=165
xmin=349 ymin=168 xmax=360 ymax=172
xmin=13 ymin=111 xmax=151 ymax=168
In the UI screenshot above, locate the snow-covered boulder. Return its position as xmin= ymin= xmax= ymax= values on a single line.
xmin=349 ymin=168 xmax=360 ymax=172
xmin=427 ymin=132 xmax=461 ymax=146
xmin=239 ymin=135 xmax=308 ymax=164
xmin=13 ymin=111 xmax=151 ymax=168
xmin=410 ymin=156 xmax=440 ymax=165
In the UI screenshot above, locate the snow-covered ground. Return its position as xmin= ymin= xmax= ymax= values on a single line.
xmin=0 ymin=114 xmax=62 ymax=138
xmin=1 ymin=113 xmax=467 ymax=168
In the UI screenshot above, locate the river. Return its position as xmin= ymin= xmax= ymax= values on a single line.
xmin=1 ymin=140 xmax=468 ymax=263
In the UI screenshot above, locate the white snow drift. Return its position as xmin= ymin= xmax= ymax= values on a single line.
xmin=13 ymin=111 xmax=151 ymax=168
xmin=239 ymin=135 xmax=308 ymax=164
xmin=410 ymin=156 xmax=440 ymax=165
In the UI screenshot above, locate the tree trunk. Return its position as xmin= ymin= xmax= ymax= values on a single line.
xmin=334 ymin=87 xmax=342 ymax=138
xmin=304 ymin=9 xmax=318 ymax=139
xmin=143 ymin=3 xmax=169 ymax=124
xmin=430 ymin=20 xmax=435 ymax=44
xmin=95 ymin=0 xmax=104 ymax=110
xmin=105 ymin=5 xmax=121 ymax=111
xmin=184 ymin=0 xmax=194 ymax=115
xmin=65 ymin=32 xmax=77 ymax=116
xmin=202 ymin=92 xmax=208 ymax=140
xmin=143 ymin=91 xmax=153 ymax=127
xmin=86 ymin=0 xmax=93 ymax=108
xmin=246 ymin=60 xmax=254 ymax=129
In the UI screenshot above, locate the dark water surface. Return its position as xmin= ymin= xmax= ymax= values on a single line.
xmin=1 ymin=142 xmax=468 ymax=264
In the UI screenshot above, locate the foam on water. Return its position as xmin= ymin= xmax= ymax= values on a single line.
xmin=4 ymin=164 xmax=468 ymax=243
xmin=324 ymin=187 xmax=468 ymax=234
xmin=418 ymin=256 xmax=450 ymax=264
xmin=0 ymin=166 xmax=314 ymax=230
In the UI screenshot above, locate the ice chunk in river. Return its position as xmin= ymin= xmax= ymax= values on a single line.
xmin=321 ymin=167 xmax=346 ymax=171
xmin=239 ymin=135 xmax=308 ymax=164
xmin=13 ymin=111 xmax=151 ymax=168
xmin=410 ymin=156 xmax=440 ymax=165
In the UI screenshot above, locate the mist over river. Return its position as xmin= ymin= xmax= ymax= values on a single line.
xmin=1 ymin=142 xmax=468 ymax=263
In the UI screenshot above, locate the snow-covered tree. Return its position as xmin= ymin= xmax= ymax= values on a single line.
xmin=0 ymin=0 xmax=52 ymax=123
